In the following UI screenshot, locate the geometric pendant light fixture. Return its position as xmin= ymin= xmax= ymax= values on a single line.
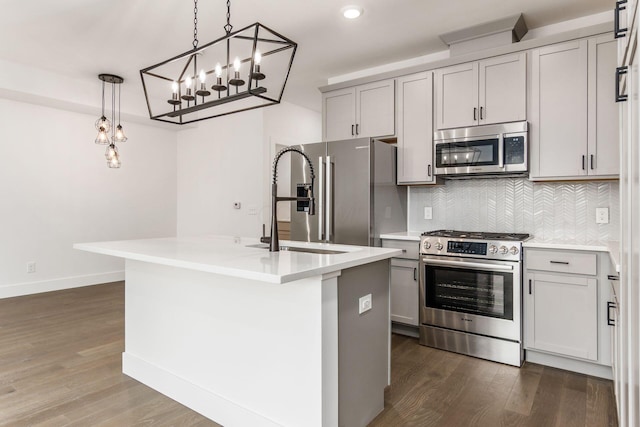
xmin=95 ymin=73 xmax=127 ymax=168
xmin=139 ymin=0 xmax=297 ymax=125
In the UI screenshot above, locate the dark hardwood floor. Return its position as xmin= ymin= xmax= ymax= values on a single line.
xmin=0 ymin=282 xmax=617 ymax=426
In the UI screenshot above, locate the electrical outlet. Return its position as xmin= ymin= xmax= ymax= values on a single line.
xmin=596 ymin=207 xmax=609 ymax=224
xmin=424 ymin=207 xmax=433 ymax=220
xmin=27 ymin=262 xmax=36 ymax=274
xmin=233 ymin=202 xmax=241 ymax=209
xmin=359 ymin=294 xmax=372 ymax=314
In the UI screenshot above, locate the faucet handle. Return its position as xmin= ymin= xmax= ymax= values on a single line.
xmin=260 ymin=223 xmax=271 ymax=244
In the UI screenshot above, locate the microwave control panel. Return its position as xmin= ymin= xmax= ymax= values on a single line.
xmin=504 ymin=136 xmax=525 ymax=165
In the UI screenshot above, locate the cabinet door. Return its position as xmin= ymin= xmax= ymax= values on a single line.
xmin=588 ymin=36 xmax=620 ymax=177
xmin=435 ymin=62 xmax=479 ymax=130
xmin=396 ymin=72 xmax=434 ymax=184
xmin=356 ymin=80 xmax=395 ymax=138
xmin=390 ymin=259 xmax=419 ymax=326
xmin=530 ymin=40 xmax=588 ymax=179
xmin=525 ymin=272 xmax=598 ymax=361
xmin=479 ymin=52 xmax=526 ymax=125
xmin=323 ymin=87 xmax=356 ymax=141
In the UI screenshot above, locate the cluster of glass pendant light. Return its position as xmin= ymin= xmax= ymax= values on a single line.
xmin=95 ymin=74 xmax=127 ymax=168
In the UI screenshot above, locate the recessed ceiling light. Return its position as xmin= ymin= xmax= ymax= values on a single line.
xmin=341 ymin=6 xmax=363 ymax=19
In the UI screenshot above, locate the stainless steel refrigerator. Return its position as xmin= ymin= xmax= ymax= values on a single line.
xmin=288 ymin=138 xmax=407 ymax=246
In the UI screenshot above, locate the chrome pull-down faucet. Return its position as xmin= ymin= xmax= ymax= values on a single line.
xmin=263 ymin=147 xmax=316 ymax=252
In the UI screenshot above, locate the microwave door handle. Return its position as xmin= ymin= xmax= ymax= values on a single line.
xmin=318 ymin=156 xmax=324 ymax=241
xmin=498 ymin=137 xmax=504 ymax=169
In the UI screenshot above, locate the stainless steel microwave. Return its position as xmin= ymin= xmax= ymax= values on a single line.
xmin=434 ymin=121 xmax=528 ymax=177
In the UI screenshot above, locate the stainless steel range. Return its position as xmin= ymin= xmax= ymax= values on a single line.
xmin=418 ymin=230 xmax=530 ymax=366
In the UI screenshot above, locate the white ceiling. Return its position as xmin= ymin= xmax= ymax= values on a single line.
xmin=1 ymin=0 xmax=611 ymax=113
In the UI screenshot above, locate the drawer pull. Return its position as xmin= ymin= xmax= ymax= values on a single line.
xmin=608 ymin=275 xmax=620 ymax=281
xmin=616 ymin=66 xmax=628 ymax=102
xmin=549 ymin=260 xmax=569 ymax=265
xmin=607 ymin=301 xmax=616 ymax=326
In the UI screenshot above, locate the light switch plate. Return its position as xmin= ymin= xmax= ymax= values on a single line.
xmin=596 ymin=207 xmax=609 ymax=224
xmin=359 ymin=294 xmax=372 ymax=314
xmin=424 ymin=207 xmax=433 ymax=220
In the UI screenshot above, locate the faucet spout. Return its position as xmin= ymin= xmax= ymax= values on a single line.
xmin=269 ymin=147 xmax=316 ymax=252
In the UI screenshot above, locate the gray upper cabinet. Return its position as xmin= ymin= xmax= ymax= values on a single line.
xmin=434 ymin=52 xmax=526 ymax=130
xmin=396 ymin=71 xmax=436 ymax=185
xmin=322 ymin=79 xmax=395 ymax=141
xmin=530 ymin=36 xmax=618 ymax=180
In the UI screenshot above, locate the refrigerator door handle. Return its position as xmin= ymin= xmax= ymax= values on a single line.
xmin=326 ymin=155 xmax=333 ymax=242
xmin=318 ymin=156 xmax=325 ymax=241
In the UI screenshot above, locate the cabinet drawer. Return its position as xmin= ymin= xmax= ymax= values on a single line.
xmin=525 ymin=249 xmax=597 ymax=275
xmin=382 ymin=239 xmax=419 ymax=260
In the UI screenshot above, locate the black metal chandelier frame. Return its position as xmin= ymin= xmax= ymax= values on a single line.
xmin=140 ymin=0 xmax=297 ymax=125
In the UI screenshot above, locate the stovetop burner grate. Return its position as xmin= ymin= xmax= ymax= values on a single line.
xmin=422 ymin=229 xmax=530 ymax=241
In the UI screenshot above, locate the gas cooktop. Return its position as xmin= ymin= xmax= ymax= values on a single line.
xmin=421 ymin=230 xmax=530 ymax=241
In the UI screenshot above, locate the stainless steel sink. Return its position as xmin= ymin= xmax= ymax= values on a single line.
xmin=246 ymin=244 xmax=347 ymax=255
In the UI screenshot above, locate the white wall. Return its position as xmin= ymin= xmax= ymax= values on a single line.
xmin=0 ymin=99 xmax=177 ymax=298
xmin=176 ymin=102 xmax=321 ymax=238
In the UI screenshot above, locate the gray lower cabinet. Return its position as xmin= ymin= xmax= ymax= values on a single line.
xmin=382 ymin=239 xmax=420 ymax=330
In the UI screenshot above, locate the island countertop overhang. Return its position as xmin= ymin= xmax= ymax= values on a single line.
xmin=74 ymin=235 xmax=402 ymax=284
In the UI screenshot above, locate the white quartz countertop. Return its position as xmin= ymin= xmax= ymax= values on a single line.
xmin=74 ymin=236 xmax=402 ymax=284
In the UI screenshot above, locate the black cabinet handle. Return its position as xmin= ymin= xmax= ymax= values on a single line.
xmin=582 ymin=155 xmax=586 ymax=170
xmin=550 ymin=260 xmax=570 ymax=265
xmin=615 ymin=0 xmax=628 ymax=39
xmin=413 ymin=268 xmax=417 ymax=281
xmin=608 ymin=275 xmax=620 ymax=281
xmin=590 ymin=154 xmax=595 ymax=170
xmin=480 ymin=106 xmax=484 ymax=120
xmin=616 ymin=66 xmax=628 ymax=102
xmin=473 ymin=107 xmax=477 ymax=121
xmin=428 ymin=164 xmax=432 ymax=177
xmin=355 ymin=124 xmax=359 ymax=135
xmin=351 ymin=124 xmax=354 ymax=136
xmin=529 ymin=279 xmax=532 ymax=295
xmin=607 ymin=301 xmax=616 ymax=326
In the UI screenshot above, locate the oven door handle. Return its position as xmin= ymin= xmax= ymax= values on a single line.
xmin=422 ymin=258 xmax=514 ymax=271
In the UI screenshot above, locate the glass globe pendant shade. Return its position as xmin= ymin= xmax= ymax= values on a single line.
xmin=105 ymin=143 xmax=118 ymax=161
xmin=107 ymin=151 xmax=121 ymax=168
xmin=95 ymin=116 xmax=111 ymax=132
xmin=95 ymin=127 xmax=110 ymax=145
xmin=113 ymin=124 xmax=128 ymax=143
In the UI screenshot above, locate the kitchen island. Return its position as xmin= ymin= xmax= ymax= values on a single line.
xmin=74 ymin=236 xmax=401 ymax=427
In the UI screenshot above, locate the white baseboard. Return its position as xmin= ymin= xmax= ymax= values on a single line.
xmin=122 ymin=352 xmax=282 ymax=427
xmin=526 ymin=349 xmax=613 ymax=380
xmin=0 ymin=271 xmax=124 ymax=299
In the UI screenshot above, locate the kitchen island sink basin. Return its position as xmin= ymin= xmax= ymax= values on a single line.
xmin=246 ymin=243 xmax=348 ymax=255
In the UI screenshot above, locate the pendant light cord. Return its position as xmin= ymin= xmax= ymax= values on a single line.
xmin=118 ymin=84 xmax=121 ymax=125
xmin=101 ymin=81 xmax=105 ymax=117
xmin=111 ymin=83 xmax=115 ymax=139
xmin=192 ymin=0 xmax=198 ymax=49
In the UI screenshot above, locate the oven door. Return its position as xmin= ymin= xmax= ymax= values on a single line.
xmin=419 ymin=255 xmax=521 ymax=342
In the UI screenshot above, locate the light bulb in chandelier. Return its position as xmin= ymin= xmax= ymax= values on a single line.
xmin=229 ymin=57 xmax=245 ymax=88
xmin=212 ymin=63 xmax=227 ymax=94
xmin=113 ymin=124 xmax=128 ymax=143
xmin=95 ymin=127 xmax=110 ymax=145
xmin=251 ymin=49 xmax=265 ymax=82
xmin=107 ymin=151 xmax=121 ymax=168
xmin=181 ymin=76 xmax=195 ymax=101
xmin=95 ymin=115 xmax=111 ymax=133
xmin=105 ymin=143 xmax=119 ymax=160
xmin=168 ymin=80 xmax=181 ymax=105
xmin=195 ymin=69 xmax=211 ymax=98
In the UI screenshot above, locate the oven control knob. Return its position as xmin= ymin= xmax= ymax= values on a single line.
xmin=488 ymin=245 xmax=498 ymax=254
xmin=509 ymin=246 xmax=519 ymax=255
xmin=499 ymin=245 xmax=508 ymax=254
xmin=422 ymin=240 xmax=431 ymax=250
xmin=435 ymin=242 xmax=443 ymax=251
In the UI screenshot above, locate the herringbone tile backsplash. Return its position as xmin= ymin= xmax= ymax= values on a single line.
xmin=408 ymin=179 xmax=619 ymax=243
